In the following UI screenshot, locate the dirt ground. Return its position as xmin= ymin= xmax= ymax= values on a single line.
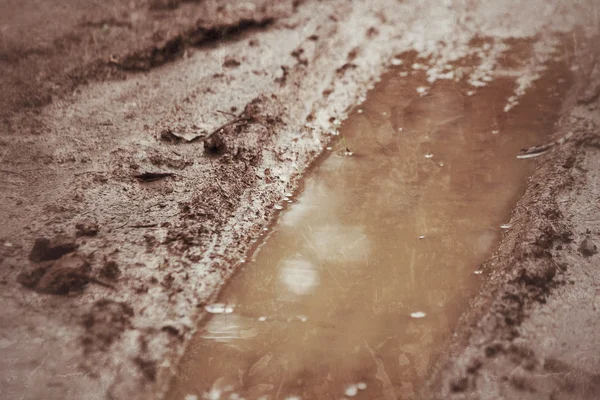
xmin=0 ymin=1 xmax=599 ymax=399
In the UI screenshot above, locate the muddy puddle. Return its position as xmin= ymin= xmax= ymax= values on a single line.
xmin=167 ymin=52 xmax=570 ymax=400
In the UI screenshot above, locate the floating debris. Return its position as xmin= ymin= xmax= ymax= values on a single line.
xmin=399 ymin=71 xmax=409 ymax=77
xmin=418 ymin=236 xmax=425 ymax=239
xmin=391 ymin=57 xmax=403 ymax=66
xmin=356 ymin=382 xmax=367 ymax=390
xmin=516 ymin=150 xmax=549 ymax=159
xmin=473 ymin=270 xmax=483 ymax=275
xmin=345 ymin=385 xmax=358 ymax=397
xmin=357 ymin=109 xmax=364 ymax=114
xmin=205 ymin=304 xmax=234 ymax=314
xmin=184 ymin=395 xmax=198 ymax=400
xmin=424 ymin=153 xmax=434 ymax=159
xmin=283 ymin=197 xmax=290 ymax=202
xmin=285 ymin=192 xmax=293 ymax=197
xmin=517 ymin=131 xmax=573 ymax=159
xmin=326 ymin=147 xmax=333 ymax=151
xmin=410 ymin=311 xmax=426 ymax=319
xmin=344 ymin=150 xmax=354 ymax=157
xmin=416 ymin=86 xmax=428 ymax=95
xmin=397 ymin=127 xmax=404 ymax=132
xmin=258 ymin=316 xmax=267 ymax=322
xmin=298 ymin=315 xmax=308 ymax=322
xmin=467 ymin=90 xmax=475 ymax=96
xmin=438 ymin=161 xmax=444 ymax=167
xmin=274 ymin=205 xmax=283 ymax=210
xmin=500 ymin=223 xmax=512 ymax=229
xmin=412 ymin=63 xmax=422 ymax=70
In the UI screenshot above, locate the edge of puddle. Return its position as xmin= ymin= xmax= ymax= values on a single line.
xmin=423 ymin=37 xmax=600 ymax=400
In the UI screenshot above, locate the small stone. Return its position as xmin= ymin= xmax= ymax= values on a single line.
xmin=29 ymin=235 xmax=78 ymax=262
xmin=579 ymin=237 xmax=597 ymax=257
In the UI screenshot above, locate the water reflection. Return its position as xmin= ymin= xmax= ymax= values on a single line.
xmin=168 ymin=54 xmax=568 ymax=399
xmin=279 ymin=259 xmax=320 ymax=296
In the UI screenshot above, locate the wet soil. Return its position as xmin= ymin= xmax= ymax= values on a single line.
xmin=0 ymin=1 xmax=599 ymax=400
xmin=166 ymin=53 xmax=570 ymax=400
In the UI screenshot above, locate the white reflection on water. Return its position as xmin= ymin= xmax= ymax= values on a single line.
xmin=279 ymin=258 xmax=320 ymax=295
xmin=199 ymin=314 xmax=256 ymax=342
xmin=306 ymin=225 xmax=370 ymax=263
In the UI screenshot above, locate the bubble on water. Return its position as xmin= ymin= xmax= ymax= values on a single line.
xmin=418 ymin=235 xmax=425 ymax=239
xmin=382 ymin=111 xmax=388 ymax=116
xmin=4 ymin=242 xmax=13 ymax=247
xmin=391 ymin=57 xmax=403 ymax=66
xmin=344 ymin=151 xmax=354 ymax=157
xmin=299 ymin=315 xmax=308 ymax=322
xmin=398 ymin=127 xmax=404 ymax=132
xmin=399 ymin=71 xmax=408 ymax=77
xmin=184 ymin=395 xmax=198 ymax=400
xmin=500 ymin=223 xmax=512 ymax=229
xmin=345 ymin=385 xmax=358 ymax=397
xmin=326 ymin=147 xmax=333 ymax=151
xmin=285 ymin=396 xmax=301 ymax=400
xmin=467 ymin=90 xmax=475 ymax=96
xmin=263 ymin=228 xmax=269 ymax=231
xmin=283 ymin=197 xmax=290 ymax=201
xmin=357 ymin=382 xmax=367 ymax=390
xmin=357 ymin=109 xmax=364 ymax=114
xmin=473 ymin=270 xmax=483 ymax=275
xmin=410 ymin=311 xmax=426 ymax=319
xmin=439 ymin=161 xmax=444 ymax=167
xmin=258 ymin=316 xmax=267 ymax=322
xmin=274 ymin=205 xmax=283 ymax=210
xmin=412 ymin=63 xmax=422 ymax=70
xmin=416 ymin=86 xmax=428 ymax=95
xmin=285 ymin=192 xmax=293 ymax=197
xmin=424 ymin=153 xmax=434 ymax=159
xmin=492 ymin=130 xmax=499 ymax=134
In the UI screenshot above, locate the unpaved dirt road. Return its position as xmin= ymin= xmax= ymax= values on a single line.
xmin=0 ymin=1 xmax=599 ymax=400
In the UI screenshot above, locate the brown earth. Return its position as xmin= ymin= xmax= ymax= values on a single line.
xmin=0 ymin=1 xmax=599 ymax=400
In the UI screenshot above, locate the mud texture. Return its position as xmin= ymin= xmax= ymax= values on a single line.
xmin=0 ymin=1 xmax=599 ymax=400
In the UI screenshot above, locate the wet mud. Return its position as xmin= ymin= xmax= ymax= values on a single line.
xmin=0 ymin=1 xmax=599 ymax=400
xmin=167 ymin=53 xmax=570 ymax=399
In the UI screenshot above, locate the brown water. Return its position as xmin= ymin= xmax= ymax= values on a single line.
xmin=167 ymin=55 xmax=569 ymax=400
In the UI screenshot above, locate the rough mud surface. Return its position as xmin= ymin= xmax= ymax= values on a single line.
xmin=0 ymin=1 xmax=599 ymax=399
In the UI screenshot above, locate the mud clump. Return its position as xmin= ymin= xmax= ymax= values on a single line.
xmin=82 ymin=299 xmax=134 ymax=354
xmin=29 ymin=234 xmax=79 ymax=262
xmin=76 ymin=219 xmax=99 ymax=237
xmin=517 ymin=262 xmax=557 ymax=287
xmin=99 ymin=259 xmax=121 ymax=281
xmin=18 ymin=253 xmax=92 ymax=295
xmin=579 ymin=236 xmax=597 ymax=257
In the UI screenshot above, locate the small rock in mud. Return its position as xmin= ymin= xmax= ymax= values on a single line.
xmin=579 ymin=236 xmax=597 ymax=257
xmin=76 ymin=219 xmax=99 ymax=237
xmin=18 ymin=253 xmax=91 ymax=295
xmin=29 ymin=234 xmax=78 ymax=262
xmin=82 ymin=299 xmax=134 ymax=353
xmin=99 ymin=259 xmax=121 ymax=281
